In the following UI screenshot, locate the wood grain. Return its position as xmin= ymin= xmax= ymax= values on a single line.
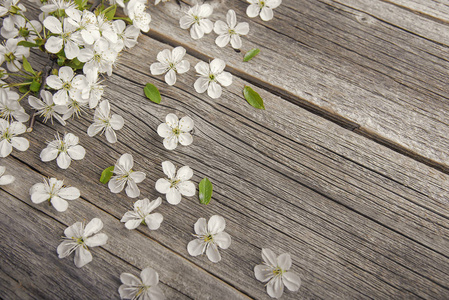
xmin=2 ymin=32 xmax=448 ymax=298
xmin=143 ymin=0 xmax=449 ymax=170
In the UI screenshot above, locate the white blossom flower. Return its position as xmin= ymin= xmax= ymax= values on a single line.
xmin=43 ymin=16 xmax=81 ymax=59
xmin=246 ymin=0 xmax=282 ymax=21
xmin=155 ymin=161 xmax=195 ymax=205
xmin=194 ymin=58 xmax=232 ymax=99
xmin=29 ymin=177 xmax=80 ymax=212
xmin=254 ymin=248 xmax=301 ymax=298
xmin=0 ymin=0 xmax=26 ymax=17
xmin=0 ymin=38 xmax=30 ymax=72
xmin=126 ymin=0 xmax=151 ymax=32
xmin=87 ymin=100 xmax=124 ymax=143
xmin=0 ymin=165 xmax=15 ymax=185
xmin=46 ymin=66 xmax=87 ymax=105
xmin=0 ymin=87 xmax=29 ymax=122
xmin=179 ymin=4 xmax=213 ymax=40
xmin=41 ymin=0 xmax=76 ymax=13
xmin=96 ymin=14 xmax=118 ymax=44
xmin=62 ymin=96 xmax=88 ymax=120
xmin=28 ymin=90 xmax=68 ymax=125
xmin=57 ymin=218 xmax=108 ymax=268
xmin=66 ymin=8 xmax=100 ymax=45
xmin=108 ymin=153 xmax=146 ymax=198
xmin=187 ymin=215 xmax=231 ymax=263
xmin=1 ymin=15 xmax=43 ymax=42
xmin=120 ymin=197 xmax=163 ymax=230
xmin=150 ymin=47 xmax=190 ymax=86
xmin=214 ymin=10 xmax=249 ymax=49
xmin=40 ymin=132 xmax=86 ymax=169
xmin=113 ymin=20 xmax=140 ymax=50
xmin=0 ymin=119 xmax=29 ymax=157
xmin=119 ymin=267 xmax=166 ymax=300
xmin=80 ymin=67 xmax=104 ymax=108
xmin=157 ymin=113 xmax=193 ymax=150
xmin=78 ymin=37 xmax=117 ymax=76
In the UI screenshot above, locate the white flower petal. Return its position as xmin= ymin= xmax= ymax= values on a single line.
xmin=105 ymin=127 xmax=117 ymax=143
xmin=216 ymin=72 xmax=232 ymax=87
xmin=31 ymin=191 xmax=50 ymax=204
xmin=194 ymin=77 xmax=209 ymax=94
xmin=155 ymin=178 xmax=171 ymax=194
xmin=57 ymin=152 xmax=71 ymax=169
xmin=0 ymin=174 xmax=14 ymax=185
xmin=208 ymin=215 xmax=226 ymax=234
xmin=165 ymin=69 xmax=177 ymax=86
xmin=84 ymin=218 xmax=103 ymax=236
xmin=58 ymin=187 xmax=80 ymax=200
xmin=227 ymin=9 xmax=237 ymax=28
xmin=207 ymin=81 xmax=222 ymax=99
xmin=262 ymin=248 xmax=278 ymax=267
xmin=213 ymin=20 xmax=228 ymax=35
xmin=190 ymin=23 xmax=204 ymax=40
xmin=267 ymin=276 xmax=284 ymax=298
xmin=161 ymin=161 xmax=176 ymax=178
xmin=43 ymin=16 xmax=62 ymax=34
xmin=178 ymin=133 xmax=193 ymax=146
xmin=283 ymin=272 xmax=301 ymax=292
xmin=157 ymin=123 xmax=172 ymax=138
xmin=214 ymin=232 xmax=231 ymax=249
xmin=215 ymin=34 xmax=230 ymax=48
xmin=260 ymin=7 xmax=274 ymax=21
xmin=59 ymin=66 xmax=74 ymax=82
xmin=194 ymin=217 xmax=208 ymax=235
xmin=129 ymin=171 xmax=146 ymax=183
xmin=210 ymin=58 xmax=226 ymax=74
xmin=179 ymin=15 xmax=195 ymax=29
xmin=246 ymin=4 xmax=260 ymax=18
xmin=235 ymin=22 xmax=250 ymax=35
xmin=206 ymin=243 xmax=221 ymax=263
xmin=175 ymin=60 xmax=190 ymax=74
xmin=120 ymin=272 xmax=141 ymax=286
xmin=187 ymin=239 xmax=206 ymax=256
xmin=40 ymin=147 xmax=59 ymax=162
xmin=267 ymin=0 xmax=282 ymax=9
xmin=11 ymin=137 xmax=29 ymax=151
xmin=74 ymin=246 xmax=93 ymax=268
xmin=176 ymin=165 xmax=193 ymax=181
xmin=141 ymin=267 xmax=159 ymax=286
xmin=150 ymin=62 xmax=168 ymax=75
xmin=0 ymin=139 xmax=12 ymax=157
xmin=45 ymin=36 xmax=63 ymax=54
xmin=166 ymin=188 xmax=181 ymax=205
xmin=147 ymin=286 xmax=165 ymax=300
xmin=46 ymin=75 xmax=63 ymax=89
xmin=67 ymin=145 xmax=86 ymax=160
xmin=254 ymin=264 xmax=274 ymax=282
xmin=125 ymin=219 xmax=142 ymax=230
xmin=171 ymin=46 xmax=186 ymax=63
xmin=125 ymin=180 xmax=140 ymax=198
xmin=145 ymin=213 xmax=163 ymax=230
xmin=194 ymin=61 xmax=209 ymax=76
xmin=85 ymin=233 xmax=108 ymax=247
xmin=119 ymin=153 xmax=134 ymax=171
xmin=109 ymin=177 xmax=126 ymax=193
xmin=277 ymin=253 xmax=292 ymax=270
xmin=230 ymin=34 xmax=242 ymax=49
xmin=57 ymin=240 xmax=78 ymax=258
xmin=110 ymin=114 xmax=124 ymax=130
xmin=177 ymin=181 xmax=195 ymax=197
xmin=165 ymin=113 xmax=178 ymax=128
xmin=51 ymin=196 xmax=69 ymax=212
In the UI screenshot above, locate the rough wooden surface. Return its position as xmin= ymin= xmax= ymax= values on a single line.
xmin=147 ymin=0 xmax=449 ymax=170
xmin=1 ymin=0 xmax=449 ymax=299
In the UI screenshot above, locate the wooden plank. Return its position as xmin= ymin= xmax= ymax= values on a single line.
xmin=140 ymin=0 xmax=449 ymax=169
xmin=0 ymin=164 xmax=248 ymax=300
xmin=3 ymin=34 xmax=448 ymax=298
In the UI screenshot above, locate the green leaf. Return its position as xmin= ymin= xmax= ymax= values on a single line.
xmin=29 ymin=80 xmax=41 ymax=92
xmin=243 ymin=48 xmax=260 ymax=62
xmin=104 ymin=5 xmax=117 ymax=20
xmin=243 ymin=86 xmax=265 ymax=110
xmin=100 ymin=166 xmax=115 ymax=184
xmin=19 ymin=85 xmax=29 ymax=93
xmin=22 ymin=57 xmax=36 ymax=75
xmin=17 ymin=41 xmax=38 ymax=48
xmin=199 ymin=177 xmax=213 ymax=205
xmin=144 ymin=83 xmax=161 ymax=104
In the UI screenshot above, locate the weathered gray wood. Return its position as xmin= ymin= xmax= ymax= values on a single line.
xmin=0 ymin=161 xmax=248 ymax=300
xmin=382 ymin=0 xmax=449 ymax=22
xmin=2 ymin=33 xmax=448 ymax=299
xmin=143 ymin=0 xmax=449 ymax=169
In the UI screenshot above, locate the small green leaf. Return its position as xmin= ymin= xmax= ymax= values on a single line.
xmin=22 ymin=57 xmax=36 ymax=75
xmin=144 ymin=83 xmax=161 ymax=104
xmin=100 ymin=166 xmax=115 ymax=184
xmin=243 ymin=48 xmax=260 ymax=62
xmin=17 ymin=41 xmax=38 ymax=48
xmin=19 ymin=85 xmax=29 ymax=93
xmin=104 ymin=5 xmax=117 ymax=20
xmin=243 ymin=86 xmax=265 ymax=110
xmin=29 ymin=80 xmax=41 ymax=92
xmin=199 ymin=177 xmax=213 ymax=205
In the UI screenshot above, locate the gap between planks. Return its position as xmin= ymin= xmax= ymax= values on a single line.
xmin=143 ymin=24 xmax=449 ymax=176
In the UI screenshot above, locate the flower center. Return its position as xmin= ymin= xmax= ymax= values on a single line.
xmin=58 ymin=141 xmax=67 ymax=153
xmin=273 ymin=267 xmax=284 ymax=276
xmin=5 ymin=52 xmax=16 ymax=63
xmin=76 ymin=237 xmax=84 ymax=245
xmin=204 ymin=234 xmax=213 ymax=242
xmin=170 ymin=178 xmax=180 ymax=188
xmin=209 ymin=74 xmax=216 ymax=81
xmin=228 ymin=29 xmax=236 ymax=35
xmin=19 ymin=27 xmax=30 ymax=37
xmin=172 ymin=127 xmax=181 ymax=136
xmin=259 ymin=1 xmax=266 ymax=8
xmin=1 ymin=128 xmax=12 ymax=142
xmin=62 ymin=82 xmax=71 ymax=91
xmin=94 ymin=53 xmax=102 ymax=63
xmin=194 ymin=15 xmax=200 ymax=24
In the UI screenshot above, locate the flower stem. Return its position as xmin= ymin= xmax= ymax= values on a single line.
xmin=17 ymin=90 xmax=30 ymax=102
xmin=27 ymin=61 xmax=54 ymax=132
